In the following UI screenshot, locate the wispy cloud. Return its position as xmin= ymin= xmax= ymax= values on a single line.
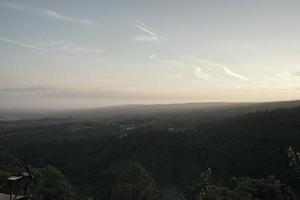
xmin=149 ymin=54 xmax=186 ymax=67
xmin=149 ymin=55 xmax=248 ymax=81
xmin=149 ymin=54 xmax=156 ymax=59
xmin=0 ymin=86 xmax=155 ymax=100
xmin=292 ymin=71 xmax=300 ymax=76
xmin=134 ymin=35 xmax=158 ymax=43
xmin=0 ymin=37 xmax=44 ymax=50
xmin=169 ymin=72 xmax=183 ymax=79
xmin=0 ymin=2 xmax=96 ymax=26
xmin=221 ymin=65 xmax=248 ymax=81
xmin=241 ymin=71 xmax=300 ymax=92
xmin=195 ymin=67 xmax=210 ymax=80
xmin=136 ymin=21 xmax=158 ymax=38
xmin=41 ymin=40 xmax=103 ymax=54
xmin=61 ymin=45 xmax=103 ymax=54
xmin=149 ymin=54 xmax=209 ymax=80
xmin=41 ymin=9 xmax=96 ymax=26
xmin=0 ymin=37 xmax=103 ymax=54
xmin=180 ymin=57 xmax=248 ymax=81
xmin=134 ymin=20 xmax=164 ymax=43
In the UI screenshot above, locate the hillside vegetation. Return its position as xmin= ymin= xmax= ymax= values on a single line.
xmin=0 ymin=102 xmax=300 ymax=199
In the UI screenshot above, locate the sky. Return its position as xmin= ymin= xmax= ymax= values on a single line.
xmin=1 ymin=0 xmax=300 ymax=109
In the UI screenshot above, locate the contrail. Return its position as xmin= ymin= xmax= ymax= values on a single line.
xmin=0 ymin=2 xmax=96 ymax=26
xmin=134 ymin=19 xmax=162 ymax=43
xmin=135 ymin=20 xmax=157 ymax=34
xmin=0 ymin=37 xmax=44 ymax=50
xmin=136 ymin=24 xmax=158 ymax=38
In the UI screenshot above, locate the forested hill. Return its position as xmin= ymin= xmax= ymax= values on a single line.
xmin=0 ymin=105 xmax=300 ymax=199
xmin=1 ymin=100 xmax=300 ymax=121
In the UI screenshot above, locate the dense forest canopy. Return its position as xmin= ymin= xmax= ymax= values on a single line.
xmin=1 ymin=102 xmax=300 ymax=199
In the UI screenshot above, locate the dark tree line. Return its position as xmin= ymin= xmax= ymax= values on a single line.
xmin=1 ymin=106 xmax=300 ymax=199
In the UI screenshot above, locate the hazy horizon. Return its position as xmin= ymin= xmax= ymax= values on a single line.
xmin=1 ymin=0 xmax=300 ymax=109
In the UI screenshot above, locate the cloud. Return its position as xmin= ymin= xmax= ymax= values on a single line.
xmin=0 ymin=2 xmax=96 ymax=26
xmin=149 ymin=54 xmax=156 ymax=59
xmin=0 ymin=86 xmax=156 ymax=100
xmin=149 ymin=55 xmax=249 ymax=82
xmin=149 ymin=54 xmax=185 ymax=67
xmin=136 ymin=23 xmax=158 ymax=38
xmin=292 ymin=71 xmax=300 ymax=76
xmin=134 ymin=20 xmax=164 ymax=43
xmin=0 ymin=86 xmax=206 ymax=109
xmin=149 ymin=55 xmax=218 ymax=80
xmin=134 ymin=35 xmax=158 ymax=42
xmin=169 ymin=72 xmax=183 ymax=79
xmin=41 ymin=40 xmax=103 ymax=54
xmin=180 ymin=57 xmax=248 ymax=81
xmin=221 ymin=65 xmax=248 ymax=81
xmin=0 ymin=37 xmax=103 ymax=54
xmin=195 ymin=67 xmax=210 ymax=80
xmin=234 ymin=70 xmax=300 ymax=93
xmin=41 ymin=9 xmax=96 ymax=26
xmin=0 ymin=37 xmax=44 ymax=50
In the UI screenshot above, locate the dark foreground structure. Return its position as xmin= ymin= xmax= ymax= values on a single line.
xmin=0 ymin=170 xmax=32 ymax=200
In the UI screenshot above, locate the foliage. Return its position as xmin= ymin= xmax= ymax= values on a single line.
xmin=184 ymin=168 xmax=216 ymax=200
xmin=2 ymin=106 xmax=300 ymax=198
xmin=185 ymin=171 xmax=297 ymax=200
xmin=233 ymin=176 xmax=297 ymax=200
xmin=0 ymin=146 xmax=77 ymax=200
xmin=32 ymin=166 xmax=75 ymax=200
xmin=0 ymin=146 xmax=17 ymax=170
xmin=100 ymin=161 xmax=161 ymax=200
xmin=0 ymin=145 xmax=20 ymax=193
xmin=287 ymin=146 xmax=300 ymax=179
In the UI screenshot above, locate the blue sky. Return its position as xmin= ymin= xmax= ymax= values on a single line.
xmin=1 ymin=0 xmax=300 ymax=109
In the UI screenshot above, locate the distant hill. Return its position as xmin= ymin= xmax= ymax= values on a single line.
xmin=49 ymin=100 xmax=300 ymax=120
xmin=1 ymin=100 xmax=300 ymax=121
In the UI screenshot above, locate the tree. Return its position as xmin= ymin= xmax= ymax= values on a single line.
xmin=287 ymin=146 xmax=300 ymax=179
xmin=233 ymin=176 xmax=297 ymax=200
xmin=184 ymin=168 xmax=218 ymax=200
xmin=102 ymin=161 xmax=161 ymax=200
xmin=0 ymin=146 xmax=19 ymax=193
xmin=32 ymin=166 xmax=75 ymax=200
xmin=184 ymin=169 xmax=297 ymax=200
